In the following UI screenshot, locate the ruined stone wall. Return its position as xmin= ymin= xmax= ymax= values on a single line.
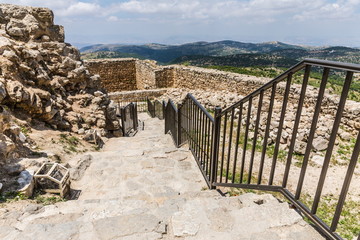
xmin=85 ymin=58 xmax=137 ymax=92
xmin=108 ymin=89 xmax=167 ymax=102
xmin=0 ymin=4 xmax=120 ymax=161
xmin=155 ymin=67 xmax=175 ymax=88
xmin=135 ymin=60 xmax=157 ymax=89
xmin=85 ymin=58 xmax=267 ymax=94
xmin=85 ymin=58 xmax=360 ymax=132
xmin=171 ymin=65 xmax=268 ymax=95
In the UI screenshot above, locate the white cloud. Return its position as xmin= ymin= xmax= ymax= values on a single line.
xmin=107 ymin=15 xmax=119 ymax=22
xmin=108 ymin=0 xmax=360 ymax=22
xmin=57 ymin=2 xmax=101 ymax=16
xmin=0 ymin=0 xmax=101 ymax=17
xmin=294 ymin=0 xmax=360 ymax=20
xmin=1 ymin=0 xmax=359 ymax=22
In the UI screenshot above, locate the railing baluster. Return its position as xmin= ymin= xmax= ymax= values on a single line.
xmin=331 ymin=130 xmax=360 ymax=232
xmin=225 ymin=108 xmax=235 ymax=183
xmin=208 ymin=121 xmax=214 ymax=178
xmin=191 ymin=101 xmax=195 ymax=150
xmin=258 ymin=83 xmax=276 ymax=184
xmin=282 ymin=65 xmax=311 ymax=188
xmin=219 ymin=112 xmax=228 ymax=183
xmin=312 ymin=71 xmax=354 ymax=214
xmin=186 ymin=100 xmax=190 ymax=141
xmin=200 ymin=112 xmax=206 ymax=166
xmin=248 ymin=91 xmax=264 ymax=184
xmin=198 ymin=107 xmax=202 ymax=160
xmin=204 ymin=117 xmax=209 ymax=175
xmin=177 ymin=103 xmax=181 ymax=147
xmin=188 ymin=99 xmax=192 ymax=147
xmin=207 ymin=118 xmax=212 ymax=177
xmin=269 ymin=73 xmax=292 ymax=185
xmin=210 ymin=107 xmax=222 ymax=188
xmin=232 ymin=104 xmax=243 ymax=183
xmin=195 ymin=106 xmax=200 ymax=158
xmin=240 ymin=97 xmax=252 ymax=184
xmin=295 ymin=67 xmax=329 ymax=199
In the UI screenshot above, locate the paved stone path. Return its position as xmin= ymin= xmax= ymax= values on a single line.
xmin=0 ymin=113 xmax=324 ymax=240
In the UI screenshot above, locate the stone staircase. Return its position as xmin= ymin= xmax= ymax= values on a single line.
xmin=0 ymin=113 xmax=324 ymax=240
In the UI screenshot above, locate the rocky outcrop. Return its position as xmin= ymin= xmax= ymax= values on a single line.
xmin=0 ymin=4 xmax=120 ymax=162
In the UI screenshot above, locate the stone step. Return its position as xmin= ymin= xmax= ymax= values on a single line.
xmin=0 ymin=113 xmax=324 ymax=240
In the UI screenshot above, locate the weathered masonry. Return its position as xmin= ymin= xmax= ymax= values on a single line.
xmin=85 ymin=58 xmax=360 ymax=132
xmin=84 ymin=58 xmax=269 ymax=94
xmin=85 ymin=58 xmax=175 ymax=92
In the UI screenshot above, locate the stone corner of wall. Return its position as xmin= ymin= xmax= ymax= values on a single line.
xmin=84 ymin=58 xmax=137 ymax=63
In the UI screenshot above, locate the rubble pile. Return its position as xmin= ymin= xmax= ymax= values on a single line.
xmin=0 ymin=4 xmax=120 ymax=162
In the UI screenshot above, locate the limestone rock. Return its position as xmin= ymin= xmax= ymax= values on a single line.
xmin=0 ymin=4 xmax=120 ymax=162
xmin=312 ymin=155 xmax=324 ymax=167
xmin=69 ymin=154 xmax=93 ymax=181
xmin=294 ymin=141 xmax=307 ymax=155
xmin=0 ymin=81 xmax=7 ymax=102
xmin=339 ymin=130 xmax=352 ymax=141
xmin=4 ymin=163 xmax=24 ymax=175
xmin=0 ymin=133 xmax=16 ymax=159
xmin=17 ymin=169 xmax=35 ymax=197
xmin=312 ymin=137 xmax=329 ymax=151
xmin=83 ymin=129 xmax=104 ymax=148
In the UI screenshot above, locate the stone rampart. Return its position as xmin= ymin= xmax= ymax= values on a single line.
xmin=108 ymin=89 xmax=167 ymax=102
xmin=135 ymin=60 xmax=157 ymax=89
xmin=155 ymin=67 xmax=175 ymax=88
xmin=85 ymin=58 xmax=360 ymax=131
xmin=171 ymin=66 xmax=268 ymax=95
xmin=85 ymin=58 xmax=137 ymax=92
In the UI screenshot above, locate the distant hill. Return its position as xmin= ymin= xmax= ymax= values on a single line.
xmin=81 ymin=51 xmax=145 ymax=60
xmin=269 ymin=47 xmax=360 ymax=63
xmin=80 ymin=40 xmax=306 ymax=64
xmin=80 ymin=41 xmax=360 ymax=68
xmin=170 ymin=54 xmax=298 ymax=68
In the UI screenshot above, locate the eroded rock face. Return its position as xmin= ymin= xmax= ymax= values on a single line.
xmin=0 ymin=4 xmax=119 ymax=133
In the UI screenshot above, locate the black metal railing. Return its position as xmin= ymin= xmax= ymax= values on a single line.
xmin=147 ymin=99 xmax=165 ymax=120
xmin=155 ymin=100 xmax=165 ymax=120
xmin=120 ymin=102 xmax=138 ymax=136
xmin=181 ymin=94 xmax=217 ymax=187
xmin=118 ymin=98 xmax=148 ymax=112
xmin=164 ymin=99 xmax=180 ymax=146
xmin=163 ymin=59 xmax=360 ymax=240
xmin=147 ymin=98 xmax=156 ymax=118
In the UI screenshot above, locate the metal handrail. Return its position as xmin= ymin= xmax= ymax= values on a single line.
xmin=185 ymin=94 xmax=215 ymax=123
xmin=220 ymin=58 xmax=360 ymax=116
xmin=120 ymin=102 xmax=138 ymax=136
xmin=163 ymin=59 xmax=360 ymax=240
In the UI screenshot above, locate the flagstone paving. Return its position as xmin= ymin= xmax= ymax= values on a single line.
xmin=0 ymin=113 xmax=324 ymax=240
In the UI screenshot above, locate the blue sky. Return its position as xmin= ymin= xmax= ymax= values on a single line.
xmin=2 ymin=0 xmax=360 ymax=47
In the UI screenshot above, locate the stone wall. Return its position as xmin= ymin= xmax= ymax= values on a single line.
xmin=155 ymin=67 xmax=175 ymax=88
xmin=171 ymin=66 xmax=268 ymax=95
xmin=108 ymin=89 xmax=167 ymax=102
xmin=85 ymin=58 xmax=137 ymax=92
xmin=85 ymin=58 xmax=360 ymax=131
xmin=135 ymin=60 xmax=157 ymax=89
xmin=84 ymin=58 xmax=268 ymax=95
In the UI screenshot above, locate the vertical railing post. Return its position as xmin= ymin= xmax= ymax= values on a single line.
xmin=177 ymin=104 xmax=182 ymax=148
xmin=164 ymin=101 xmax=168 ymax=134
xmin=210 ymin=106 xmax=222 ymax=189
xmin=120 ymin=106 xmax=126 ymax=136
xmin=146 ymin=97 xmax=151 ymax=117
xmin=132 ymin=102 xmax=138 ymax=130
xmin=162 ymin=100 xmax=166 ymax=120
